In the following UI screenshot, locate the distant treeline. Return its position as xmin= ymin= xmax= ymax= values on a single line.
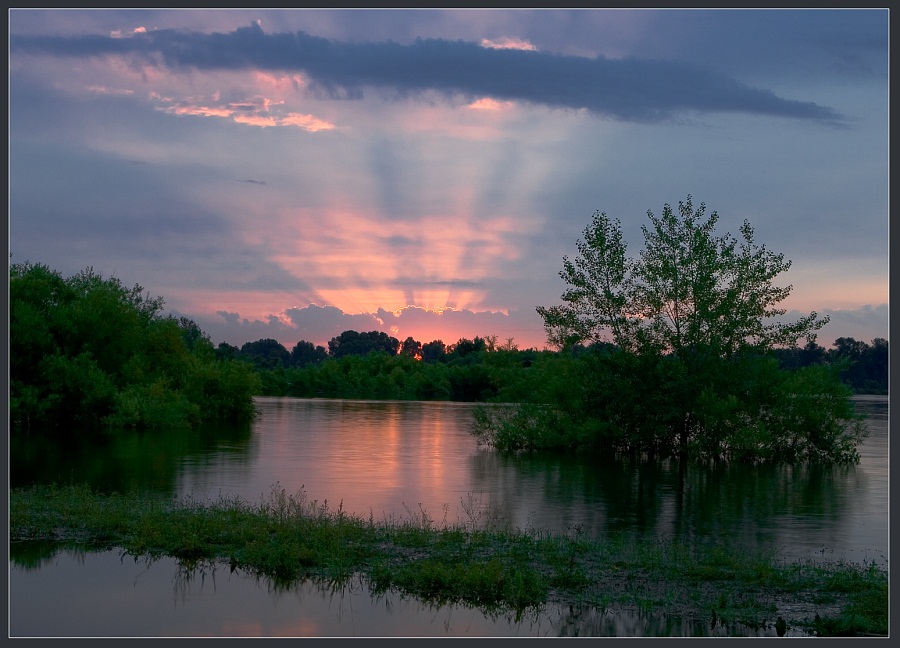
xmin=224 ymin=331 xmax=888 ymax=400
xmin=772 ymin=338 xmax=888 ymax=394
xmin=217 ymin=332 xmax=533 ymax=402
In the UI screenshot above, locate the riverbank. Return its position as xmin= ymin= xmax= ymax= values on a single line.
xmin=10 ymin=484 xmax=888 ymax=637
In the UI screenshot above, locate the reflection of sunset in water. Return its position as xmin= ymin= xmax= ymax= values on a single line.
xmin=168 ymin=397 xmax=887 ymax=568
xmin=196 ymin=399 xmax=477 ymax=523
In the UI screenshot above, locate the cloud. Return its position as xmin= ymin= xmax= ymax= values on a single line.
xmin=187 ymin=302 xmax=549 ymax=351
xmin=10 ymin=21 xmax=844 ymax=124
xmin=85 ymin=84 xmax=134 ymax=95
xmin=815 ymin=304 xmax=889 ymax=345
xmin=480 ymin=37 xmax=537 ymax=51
xmin=152 ymin=90 xmax=336 ymax=130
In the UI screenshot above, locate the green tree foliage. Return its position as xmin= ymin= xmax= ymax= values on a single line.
xmin=401 ymin=336 xmax=423 ymax=359
xmin=447 ymin=336 xmax=487 ymax=364
xmin=251 ymin=338 xmax=555 ymax=403
xmin=771 ymin=337 xmax=888 ymax=394
xmin=328 ymin=330 xmax=401 ymax=358
xmin=421 ymin=340 xmax=447 ymax=363
xmin=216 ymin=342 xmax=241 ymax=360
xmin=240 ymin=338 xmax=291 ymax=369
xmin=537 ymin=196 xmax=828 ymax=355
xmin=830 ymin=337 xmax=888 ymax=393
xmin=290 ymin=340 xmax=329 ymax=367
xmin=9 ymin=263 xmax=260 ymax=432
xmin=506 ymin=196 xmax=867 ymax=462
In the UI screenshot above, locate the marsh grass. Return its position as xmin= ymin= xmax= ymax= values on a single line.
xmin=9 ymin=483 xmax=888 ymax=637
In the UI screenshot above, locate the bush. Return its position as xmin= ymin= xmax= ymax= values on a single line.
xmin=473 ymin=347 xmax=866 ymax=463
xmin=10 ymin=262 xmax=259 ymax=432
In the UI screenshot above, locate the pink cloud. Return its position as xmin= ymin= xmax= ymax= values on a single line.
xmin=480 ymin=37 xmax=537 ymax=51
xmin=467 ymin=97 xmax=514 ymax=111
xmin=85 ymin=85 xmax=134 ymax=96
xmin=279 ymin=113 xmax=336 ymax=131
xmin=232 ymin=113 xmax=279 ymax=127
xmin=152 ymin=92 xmax=336 ymax=130
xmin=253 ymin=71 xmax=308 ymax=92
xmin=167 ymin=104 xmax=234 ymax=118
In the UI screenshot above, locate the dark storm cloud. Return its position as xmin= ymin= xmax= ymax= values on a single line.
xmin=10 ymin=21 xmax=844 ymax=124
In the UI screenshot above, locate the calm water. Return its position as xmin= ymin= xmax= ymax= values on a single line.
xmin=9 ymin=395 xmax=888 ymax=637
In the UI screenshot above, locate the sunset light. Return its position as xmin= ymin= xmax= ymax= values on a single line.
xmin=9 ymin=9 xmax=887 ymax=353
xmin=8 ymin=11 xmax=889 ymax=639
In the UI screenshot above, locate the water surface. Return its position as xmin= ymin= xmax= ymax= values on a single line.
xmin=9 ymin=396 xmax=887 ymax=636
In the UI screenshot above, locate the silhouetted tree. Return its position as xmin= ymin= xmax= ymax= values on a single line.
xmin=401 ymin=336 xmax=423 ymax=359
xmin=241 ymin=338 xmax=291 ymax=369
xmin=829 ymin=337 xmax=888 ymax=392
xmin=176 ymin=316 xmax=211 ymax=352
xmin=291 ymin=340 xmax=328 ymax=367
xmin=216 ymin=342 xmax=240 ymax=361
xmin=864 ymin=338 xmax=889 ymax=392
xmin=328 ymin=330 xmax=400 ymax=358
xmin=774 ymin=339 xmax=828 ymax=371
xmin=500 ymin=337 xmax=519 ymax=352
xmin=421 ymin=340 xmax=447 ymax=364
xmin=449 ymin=336 xmax=487 ymax=360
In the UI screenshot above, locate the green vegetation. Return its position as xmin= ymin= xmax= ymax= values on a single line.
xmin=253 ymin=343 xmax=554 ymax=402
xmin=9 ymin=262 xmax=260 ymax=432
xmin=477 ymin=197 xmax=870 ymax=462
xmin=10 ymin=484 xmax=888 ymax=637
xmin=9 ymin=256 xmax=884 ymax=451
xmin=239 ymin=333 xmax=886 ymax=405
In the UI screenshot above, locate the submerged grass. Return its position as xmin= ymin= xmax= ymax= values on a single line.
xmin=9 ymin=483 xmax=888 ymax=637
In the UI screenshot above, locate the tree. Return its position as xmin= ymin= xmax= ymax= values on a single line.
xmin=401 ymin=336 xmax=423 ymax=359
xmin=448 ymin=337 xmax=487 ymax=360
xmin=10 ymin=262 xmax=259 ymax=431
xmin=863 ymin=338 xmax=889 ymax=392
xmin=216 ymin=342 xmax=241 ymax=361
xmin=240 ymin=338 xmax=291 ymax=369
xmin=421 ymin=340 xmax=447 ymax=363
xmin=328 ymin=330 xmax=401 ymax=358
xmin=290 ymin=340 xmax=328 ymax=367
xmin=500 ymin=337 xmax=519 ymax=352
xmin=176 ymin=316 xmax=211 ymax=352
xmin=537 ymin=195 xmax=828 ymax=356
xmin=830 ymin=337 xmax=889 ymax=393
xmin=519 ymin=196 xmax=862 ymax=462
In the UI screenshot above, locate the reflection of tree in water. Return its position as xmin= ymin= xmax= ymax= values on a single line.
xmin=468 ymin=447 xmax=865 ymax=555
xmin=549 ymin=603 xmax=794 ymax=637
xmin=9 ymin=540 xmax=91 ymax=570
xmin=9 ymin=420 xmax=254 ymax=496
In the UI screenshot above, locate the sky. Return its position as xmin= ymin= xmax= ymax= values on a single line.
xmin=8 ymin=9 xmax=889 ymax=352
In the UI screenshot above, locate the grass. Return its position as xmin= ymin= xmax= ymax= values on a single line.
xmin=9 ymin=483 xmax=889 ymax=637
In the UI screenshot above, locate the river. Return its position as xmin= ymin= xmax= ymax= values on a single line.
xmin=9 ymin=395 xmax=887 ymax=636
